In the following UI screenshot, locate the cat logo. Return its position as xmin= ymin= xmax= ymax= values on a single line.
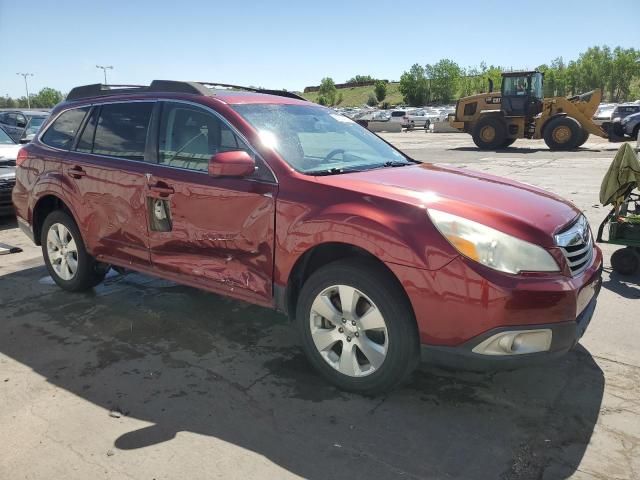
xmin=486 ymin=96 xmax=501 ymax=104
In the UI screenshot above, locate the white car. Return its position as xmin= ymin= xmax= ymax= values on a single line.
xmin=0 ymin=127 xmax=20 ymax=162
xmin=0 ymin=127 xmax=19 ymax=216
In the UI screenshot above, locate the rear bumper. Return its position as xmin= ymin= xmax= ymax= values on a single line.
xmin=17 ymin=216 xmax=35 ymax=243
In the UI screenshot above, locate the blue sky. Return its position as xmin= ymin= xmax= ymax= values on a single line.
xmin=1 ymin=0 xmax=639 ymax=98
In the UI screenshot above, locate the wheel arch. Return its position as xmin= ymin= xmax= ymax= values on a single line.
xmin=282 ymin=242 xmax=415 ymax=323
xmin=32 ymin=194 xmax=75 ymax=246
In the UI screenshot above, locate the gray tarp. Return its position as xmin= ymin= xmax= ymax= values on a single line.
xmin=599 ymin=143 xmax=640 ymax=206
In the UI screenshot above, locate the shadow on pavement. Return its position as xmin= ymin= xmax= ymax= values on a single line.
xmin=0 ymin=265 xmax=605 ymax=480
xmin=601 ymin=268 xmax=640 ymax=298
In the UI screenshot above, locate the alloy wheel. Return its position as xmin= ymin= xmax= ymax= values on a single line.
xmin=309 ymin=284 xmax=388 ymax=377
xmin=46 ymin=223 xmax=79 ymax=281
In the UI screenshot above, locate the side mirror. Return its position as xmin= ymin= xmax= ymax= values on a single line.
xmin=208 ymin=150 xmax=255 ymax=178
xmin=16 ymin=121 xmax=26 ymax=128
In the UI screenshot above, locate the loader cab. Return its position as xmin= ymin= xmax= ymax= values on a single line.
xmin=500 ymin=71 xmax=544 ymax=118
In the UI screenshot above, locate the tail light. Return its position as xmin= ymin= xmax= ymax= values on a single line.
xmin=16 ymin=147 xmax=28 ymax=167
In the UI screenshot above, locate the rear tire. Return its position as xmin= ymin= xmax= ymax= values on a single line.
xmin=632 ymin=124 xmax=639 ymax=140
xmin=472 ymin=116 xmax=506 ymax=150
xmin=610 ymin=247 xmax=639 ymax=276
xmin=41 ymin=210 xmax=108 ymax=292
xmin=296 ymin=259 xmax=419 ymax=395
xmin=543 ymin=116 xmax=581 ymax=150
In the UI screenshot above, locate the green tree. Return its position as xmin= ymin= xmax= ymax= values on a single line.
xmin=318 ymin=77 xmax=337 ymax=106
xmin=609 ymin=47 xmax=640 ymax=101
xmin=374 ymin=80 xmax=387 ymax=102
xmin=347 ymin=75 xmax=374 ymax=84
xmin=426 ymin=59 xmax=462 ymax=103
xmin=336 ymin=92 xmax=344 ymax=105
xmin=366 ymin=92 xmax=378 ymax=106
xmin=32 ymin=87 xmax=64 ymax=108
xmin=399 ymin=64 xmax=429 ymax=106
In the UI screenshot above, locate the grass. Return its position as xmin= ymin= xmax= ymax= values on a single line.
xmin=301 ymin=83 xmax=404 ymax=107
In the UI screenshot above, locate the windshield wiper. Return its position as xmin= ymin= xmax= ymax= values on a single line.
xmin=382 ymin=160 xmax=411 ymax=167
xmin=309 ymin=167 xmax=362 ymax=176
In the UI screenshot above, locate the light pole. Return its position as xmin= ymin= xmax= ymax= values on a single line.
xmin=96 ymin=65 xmax=113 ymax=84
xmin=16 ymin=72 xmax=34 ymax=108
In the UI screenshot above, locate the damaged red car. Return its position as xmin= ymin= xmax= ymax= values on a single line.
xmin=12 ymin=81 xmax=602 ymax=393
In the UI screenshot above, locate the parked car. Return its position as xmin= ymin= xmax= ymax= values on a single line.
xmin=0 ymin=110 xmax=49 ymax=143
xmin=610 ymin=104 xmax=640 ymax=137
xmin=0 ymin=127 xmax=18 ymax=216
xmin=620 ymin=111 xmax=640 ymax=139
xmin=13 ymin=81 xmax=603 ymax=394
xmin=404 ymin=110 xmax=433 ymax=130
xmin=389 ymin=108 xmax=416 ymax=126
xmin=611 ymin=104 xmax=640 ymax=123
xmin=593 ymin=104 xmax=615 ymax=128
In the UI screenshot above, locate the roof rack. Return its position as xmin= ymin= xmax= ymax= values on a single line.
xmin=197 ymin=82 xmax=307 ymax=101
xmin=66 ymin=80 xmax=306 ymax=102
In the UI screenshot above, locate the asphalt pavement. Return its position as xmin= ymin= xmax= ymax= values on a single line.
xmin=1 ymin=133 xmax=638 ymax=480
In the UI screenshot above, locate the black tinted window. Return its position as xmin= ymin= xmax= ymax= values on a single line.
xmin=391 ymin=111 xmax=405 ymax=117
xmin=159 ymin=102 xmax=249 ymax=172
xmin=76 ymin=108 xmax=97 ymax=153
xmin=41 ymin=108 xmax=89 ymax=150
xmin=93 ymin=103 xmax=153 ymax=160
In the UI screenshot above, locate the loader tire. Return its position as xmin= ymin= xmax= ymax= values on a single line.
xmin=544 ymin=116 xmax=581 ymax=150
xmin=576 ymin=128 xmax=589 ymax=148
xmin=500 ymin=138 xmax=517 ymax=148
xmin=472 ymin=117 xmax=506 ymax=150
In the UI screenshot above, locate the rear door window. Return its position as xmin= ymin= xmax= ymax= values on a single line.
xmin=41 ymin=108 xmax=89 ymax=150
xmin=92 ymin=103 xmax=153 ymax=160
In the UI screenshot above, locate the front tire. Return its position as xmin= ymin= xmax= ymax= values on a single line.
xmin=544 ymin=116 xmax=581 ymax=150
xmin=41 ymin=210 xmax=108 ymax=291
xmin=500 ymin=137 xmax=517 ymax=148
xmin=296 ymin=259 xmax=419 ymax=394
xmin=575 ymin=128 xmax=589 ymax=148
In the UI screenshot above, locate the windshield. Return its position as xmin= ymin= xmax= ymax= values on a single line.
xmin=0 ymin=128 xmax=14 ymax=145
xmin=233 ymin=104 xmax=411 ymax=174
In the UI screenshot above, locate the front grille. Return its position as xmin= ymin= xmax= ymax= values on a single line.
xmin=555 ymin=215 xmax=594 ymax=276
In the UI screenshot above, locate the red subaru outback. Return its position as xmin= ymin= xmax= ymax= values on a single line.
xmin=12 ymin=81 xmax=602 ymax=394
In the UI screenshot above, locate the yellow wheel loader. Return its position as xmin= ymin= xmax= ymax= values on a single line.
xmin=449 ymin=71 xmax=607 ymax=150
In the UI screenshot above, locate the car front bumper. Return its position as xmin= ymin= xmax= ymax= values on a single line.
xmin=387 ymin=246 xmax=603 ymax=369
xmin=420 ymin=290 xmax=599 ymax=370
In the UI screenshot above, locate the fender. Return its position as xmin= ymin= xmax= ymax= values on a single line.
xmin=273 ymin=194 xmax=457 ymax=286
xmin=29 ymin=170 xmax=84 ymax=245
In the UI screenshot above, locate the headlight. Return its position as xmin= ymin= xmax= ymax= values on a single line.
xmin=621 ymin=117 xmax=630 ymax=125
xmin=428 ymin=209 xmax=560 ymax=274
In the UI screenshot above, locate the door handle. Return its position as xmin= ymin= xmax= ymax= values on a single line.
xmin=148 ymin=184 xmax=175 ymax=197
xmin=67 ymin=166 xmax=87 ymax=179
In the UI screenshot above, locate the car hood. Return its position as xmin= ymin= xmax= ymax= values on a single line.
xmin=314 ymin=163 xmax=581 ymax=247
